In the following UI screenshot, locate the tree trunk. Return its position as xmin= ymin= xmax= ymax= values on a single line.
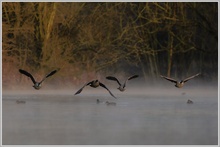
xmin=167 ymin=34 xmax=173 ymax=77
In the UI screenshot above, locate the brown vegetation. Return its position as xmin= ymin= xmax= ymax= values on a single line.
xmin=2 ymin=2 xmax=218 ymax=90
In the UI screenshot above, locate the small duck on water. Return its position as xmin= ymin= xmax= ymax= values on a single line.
xmin=16 ymin=100 xmax=26 ymax=104
xmin=96 ymin=99 xmax=104 ymax=104
xmin=187 ymin=99 xmax=193 ymax=104
xmin=105 ymin=101 xmax=116 ymax=106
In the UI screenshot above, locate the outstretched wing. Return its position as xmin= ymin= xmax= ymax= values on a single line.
xmin=183 ymin=73 xmax=201 ymax=83
xmin=39 ymin=70 xmax=57 ymax=84
xmin=127 ymin=75 xmax=139 ymax=80
xmin=160 ymin=75 xmax=177 ymax=83
xmin=100 ymin=82 xmax=117 ymax=99
xmin=106 ymin=76 xmax=121 ymax=86
xmin=74 ymin=81 xmax=92 ymax=95
xmin=123 ymin=75 xmax=139 ymax=88
xmin=19 ymin=69 xmax=36 ymax=84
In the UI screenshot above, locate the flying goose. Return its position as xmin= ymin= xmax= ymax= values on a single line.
xmin=160 ymin=73 xmax=200 ymax=88
xmin=74 ymin=80 xmax=117 ymax=99
xmin=19 ymin=69 xmax=57 ymax=90
xmin=106 ymin=75 xmax=139 ymax=91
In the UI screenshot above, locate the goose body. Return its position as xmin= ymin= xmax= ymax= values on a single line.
xmin=75 ymin=80 xmax=116 ymax=99
xmin=19 ymin=69 xmax=57 ymax=90
xmin=160 ymin=73 xmax=200 ymax=88
xmin=106 ymin=75 xmax=139 ymax=92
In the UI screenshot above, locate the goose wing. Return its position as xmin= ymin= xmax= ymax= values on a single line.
xmin=19 ymin=69 xmax=36 ymax=84
xmin=39 ymin=70 xmax=57 ymax=84
xmin=123 ymin=75 xmax=139 ymax=88
xmin=183 ymin=73 xmax=201 ymax=83
xmin=99 ymin=82 xmax=117 ymax=99
xmin=160 ymin=75 xmax=177 ymax=83
xmin=106 ymin=76 xmax=121 ymax=86
xmin=128 ymin=75 xmax=139 ymax=80
xmin=74 ymin=81 xmax=92 ymax=95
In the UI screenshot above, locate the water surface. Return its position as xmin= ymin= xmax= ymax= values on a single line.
xmin=2 ymin=88 xmax=218 ymax=145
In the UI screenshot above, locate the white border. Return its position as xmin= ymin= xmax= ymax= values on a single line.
xmin=1 ymin=1 xmax=2 ymax=146
xmin=0 ymin=1 xmax=219 ymax=147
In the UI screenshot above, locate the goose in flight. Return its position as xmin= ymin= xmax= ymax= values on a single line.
xmin=106 ymin=75 xmax=139 ymax=91
xmin=160 ymin=73 xmax=200 ymax=88
xmin=19 ymin=69 xmax=57 ymax=90
xmin=74 ymin=80 xmax=117 ymax=99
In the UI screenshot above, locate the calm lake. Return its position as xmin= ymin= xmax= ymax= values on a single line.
xmin=2 ymin=87 xmax=218 ymax=145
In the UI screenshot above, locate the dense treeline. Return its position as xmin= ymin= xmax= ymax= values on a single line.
xmin=2 ymin=2 xmax=218 ymax=89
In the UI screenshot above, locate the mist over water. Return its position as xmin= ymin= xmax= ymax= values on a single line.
xmin=2 ymin=1 xmax=218 ymax=145
xmin=2 ymin=82 xmax=218 ymax=145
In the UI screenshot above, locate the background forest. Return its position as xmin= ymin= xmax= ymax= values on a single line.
xmin=2 ymin=2 xmax=218 ymax=90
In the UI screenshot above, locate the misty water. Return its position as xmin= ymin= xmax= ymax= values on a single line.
xmin=2 ymin=86 xmax=218 ymax=145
